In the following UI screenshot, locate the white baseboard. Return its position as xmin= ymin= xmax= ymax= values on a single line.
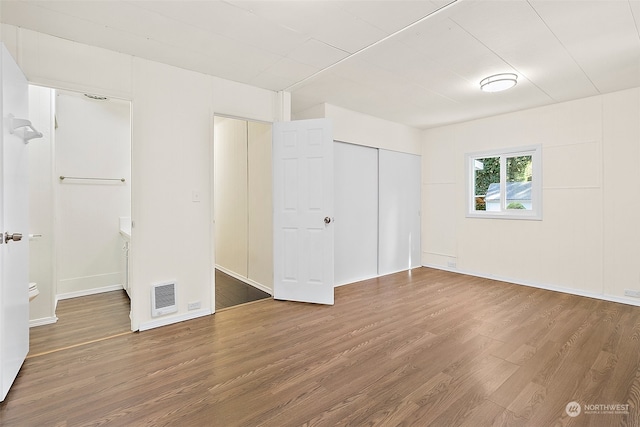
xmin=138 ymin=309 xmax=211 ymax=332
xmin=29 ymin=316 xmax=58 ymax=328
xmin=423 ymin=264 xmax=640 ymax=308
xmin=335 ymin=273 xmax=380 ymax=287
xmin=58 ymin=272 xmax=122 ymax=295
xmin=215 ymin=265 xmax=273 ymax=295
xmin=57 ymin=284 xmax=124 ymax=301
xmin=335 ymin=266 xmax=423 ymax=287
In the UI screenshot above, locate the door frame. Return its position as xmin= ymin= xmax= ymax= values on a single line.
xmin=27 ymin=84 xmax=135 ymax=331
xmin=210 ymin=113 xmax=274 ymax=312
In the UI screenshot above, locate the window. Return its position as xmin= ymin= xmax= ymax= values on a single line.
xmin=466 ymin=145 xmax=542 ymax=220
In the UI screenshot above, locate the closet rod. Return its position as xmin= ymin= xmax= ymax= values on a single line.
xmin=59 ymin=176 xmax=126 ymax=182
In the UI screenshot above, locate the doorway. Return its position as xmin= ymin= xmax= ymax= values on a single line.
xmin=27 ymin=85 xmax=132 ymax=354
xmin=213 ymin=116 xmax=272 ymax=310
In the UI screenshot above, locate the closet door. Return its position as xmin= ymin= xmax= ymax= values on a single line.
xmin=378 ymin=150 xmax=421 ymax=275
xmin=334 ymin=142 xmax=378 ymax=286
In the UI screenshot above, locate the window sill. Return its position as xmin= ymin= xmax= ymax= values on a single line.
xmin=466 ymin=212 xmax=542 ymax=221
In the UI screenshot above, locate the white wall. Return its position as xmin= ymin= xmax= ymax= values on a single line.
xmin=295 ymin=103 xmax=422 ymax=155
xmin=27 ymin=85 xmax=55 ymax=326
xmin=55 ymin=91 xmax=131 ymax=298
xmin=602 ymin=89 xmax=640 ymax=300
xmin=422 ymin=87 xmax=640 ymax=304
xmin=2 ymin=25 xmax=283 ymax=330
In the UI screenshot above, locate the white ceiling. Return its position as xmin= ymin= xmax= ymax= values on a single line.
xmin=2 ymin=0 xmax=639 ymax=129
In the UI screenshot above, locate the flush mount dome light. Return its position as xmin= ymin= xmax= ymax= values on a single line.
xmin=480 ymin=73 xmax=518 ymax=93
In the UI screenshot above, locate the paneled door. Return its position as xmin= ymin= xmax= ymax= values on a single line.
xmin=0 ymin=44 xmax=31 ymax=402
xmin=272 ymin=119 xmax=334 ymax=305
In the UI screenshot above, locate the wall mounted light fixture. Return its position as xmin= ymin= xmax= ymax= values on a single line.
xmin=480 ymin=73 xmax=518 ymax=93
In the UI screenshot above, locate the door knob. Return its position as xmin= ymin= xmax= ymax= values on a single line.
xmin=324 ymin=217 xmax=332 ymax=224
xmin=4 ymin=232 xmax=23 ymax=244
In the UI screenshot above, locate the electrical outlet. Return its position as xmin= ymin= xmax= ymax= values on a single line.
xmin=447 ymin=261 xmax=457 ymax=269
xmin=624 ymin=289 xmax=640 ymax=298
xmin=187 ymin=301 xmax=201 ymax=310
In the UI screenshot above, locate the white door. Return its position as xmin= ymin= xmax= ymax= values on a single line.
xmin=272 ymin=119 xmax=334 ymax=305
xmin=0 ymin=45 xmax=31 ymax=402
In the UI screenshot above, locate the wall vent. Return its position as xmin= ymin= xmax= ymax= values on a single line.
xmin=151 ymin=282 xmax=178 ymax=317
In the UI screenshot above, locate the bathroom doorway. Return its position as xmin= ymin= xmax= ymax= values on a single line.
xmin=27 ymin=85 xmax=132 ymax=354
xmin=212 ymin=115 xmax=272 ymax=310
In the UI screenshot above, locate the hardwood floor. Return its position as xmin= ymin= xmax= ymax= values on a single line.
xmin=215 ymin=269 xmax=271 ymax=310
xmin=3 ymin=267 xmax=640 ymax=426
xmin=28 ymin=290 xmax=131 ymax=357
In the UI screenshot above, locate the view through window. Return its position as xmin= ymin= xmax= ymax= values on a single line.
xmin=468 ymin=146 xmax=541 ymax=220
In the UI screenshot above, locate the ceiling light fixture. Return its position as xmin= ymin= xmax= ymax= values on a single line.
xmin=84 ymin=93 xmax=108 ymax=101
xmin=480 ymin=73 xmax=518 ymax=93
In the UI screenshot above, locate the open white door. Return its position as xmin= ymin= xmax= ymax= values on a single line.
xmin=0 ymin=44 xmax=32 ymax=402
xmin=273 ymin=119 xmax=334 ymax=305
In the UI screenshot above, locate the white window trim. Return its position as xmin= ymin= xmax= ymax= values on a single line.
xmin=466 ymin=145 xmax=542 ymax=220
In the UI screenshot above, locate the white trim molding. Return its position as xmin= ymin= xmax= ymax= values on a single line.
xmin=423 ymin=264 xmax=640 ymax=307
xmin=56 ymin=284 xmax=124 ymax=301
xmin=29 ymin=316 xmax=58 ymax=328
xmin=138 ymin=309 xmax=211 ymax=332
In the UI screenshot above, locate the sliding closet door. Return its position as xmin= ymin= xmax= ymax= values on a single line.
xmin=334 ymin=142 xmax=378 ymax=286
xmin=378 ymin=150 xmax=421 ymax=275
xmin=213 ymin=117 xmax=248 ymax=277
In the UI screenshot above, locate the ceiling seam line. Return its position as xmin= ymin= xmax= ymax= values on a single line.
xmin=312 ymin=39 xmax=351 ymax=56
xmin=283 ymin=0 xmax=462 ymax=92
xmin=525 ymin=0 xmax=600 ymax=94
xmin=629 ymin=0 xmax=640 ymax=42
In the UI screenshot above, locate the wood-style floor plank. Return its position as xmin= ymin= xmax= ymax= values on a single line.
xmin=215 ymin=269 xmax=270 ymax=310
xmin=3 ymin=267 xmax=640 ymax=426
xmin=28 ymin=290 xmax=131 ymax=357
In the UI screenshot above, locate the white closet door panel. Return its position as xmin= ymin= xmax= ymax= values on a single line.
xmin=379 ymin=149 xmax=421 ymax=275
xmin=334 ymin=142 xmax=378 ymax=286
xmin=213 ymin=117 xmax=248 ymax=277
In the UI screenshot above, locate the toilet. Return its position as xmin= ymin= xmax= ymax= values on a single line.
xmin=28 ymin=282 xmax=39 ymax=302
